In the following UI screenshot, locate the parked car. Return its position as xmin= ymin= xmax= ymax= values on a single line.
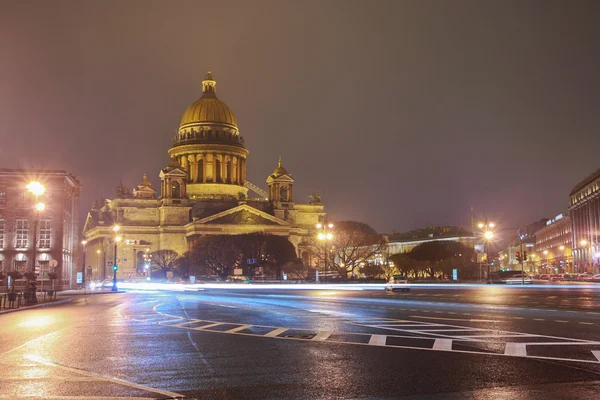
xmin=539 ymin=274 xmax=550 ymax=280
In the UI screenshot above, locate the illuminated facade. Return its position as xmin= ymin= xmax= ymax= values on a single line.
xmin=385 ymin=226 xmax=477 ymax=255
xmin=82 ymin=72 xmax=324 ymax=280
xmin=569 ymin=168 xmax=600 ymax=273
xmin=534 ymin=213 xmax=573 ymax=273
xmin=0 ymin=169 xmax=81 ymax=289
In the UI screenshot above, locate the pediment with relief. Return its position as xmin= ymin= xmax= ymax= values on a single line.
xmin=195 ymin=204 xmax=290 ymax=226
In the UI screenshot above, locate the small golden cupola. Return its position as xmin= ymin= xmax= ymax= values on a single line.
xmin=267 ymin=157 xmax=294 ymax=204
xmin=133 ymin=172 xmax=157 ymax=199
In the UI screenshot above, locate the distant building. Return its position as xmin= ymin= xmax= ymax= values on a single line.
xmin=500 ymin=218 xmax=549 ymax=273
xmin=569 ymin=168 xmax=600 ymax=273
xmin=534 ymin=213 xmax=573 ymax=273
xmin=385 ymin=226 xmax=477 ymax=256
xmin=0 ymin=169 xmax=82 ymax=289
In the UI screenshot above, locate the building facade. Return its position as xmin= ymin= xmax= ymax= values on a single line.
xmin=385 ymin=226 xmax=477 ymax=256
xmin=569 ymin=168 xmax=600 ymax=273
xmin=82 ymin=72 xmax=324 ymax=280
xmin=534 ymin=213 xmax=573 ymax=273
xmin=0 ymin=169 xmax=81 ymax=289
xmin=499 ymin=218 xmax=548 ymax=273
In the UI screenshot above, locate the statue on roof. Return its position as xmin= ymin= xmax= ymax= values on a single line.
xmin=308 ymin=192 xmax=322 ymax=205
xmin=115 ymin=181 xmax=132 ymax=199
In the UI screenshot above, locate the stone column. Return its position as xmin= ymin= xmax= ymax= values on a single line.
xmin=202 ymin=154 xmax=207 ymax=183
xmin=228 ymin=156 xmax=233 ymax=184
xmin=240 ymin=158 xmax=246 ymax=184
xmin=190 ymin=157 xmax=197 ymax=183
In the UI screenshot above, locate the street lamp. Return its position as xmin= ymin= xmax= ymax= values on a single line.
xmin=316 ymin=221 xmax=334 ymax=279
xmin=477 ymin=220 xmax=495 ymax=283
xmin=81 ymin=240 xmax=87 ymax=288
xmin=112 ymin=225 xmax=121 ymax=292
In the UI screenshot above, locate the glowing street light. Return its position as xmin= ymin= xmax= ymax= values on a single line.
xmin=316 ymin=220 xmax=334 ymax=276
xmin=112 ymin=232 xmax=123 ymax=292
xmin=559 ymin=245 xmax=565 ymax=251
xmin=26 ymin=181 xmax=45 ymax=196
xmin=580 ymin=239 xmax=588 ymax=247
xmin=113 ymin=225 xmax=120 ymax=233
xmin=484 ymin=231 xmax=493 ymax=240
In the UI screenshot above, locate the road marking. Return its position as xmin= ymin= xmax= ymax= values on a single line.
xmin=265 ymin=327 xmax=288 ymax=337
xmin=411 ymin=316 xmax=498 ymax=323
xmin=225 ymin=324 xmax=252 ymax=333
xmin=547 ymin=296 xmax=557 ymax=299
xmin=579 ymin=322 xmax=594 ymax=325
xmin=312 ymin=331 xmax=332 ymax=341
xmin=505 ymin=343 xmax=527 ymax=357
xmin=368 ymin=334 xmax=387 ymax=346
xmin=433 ymin=339 xmax=452 ymax=351
xmin=513 ymin=317 xmax=525 ymax=320
xmin=23 ymin=354 xmax=185 ymax=399
xmin=534 ymin=318 xmax=546 ymax=321
xmin=593 ymin=351 xmax=600 ymax=362
xmin=554 ymin=320 xmax=569 ymax=323
xmin=193 ymin=322 xmax=223 ymax=330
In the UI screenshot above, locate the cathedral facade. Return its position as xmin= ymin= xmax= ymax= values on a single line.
xmin=82 ymin=72 xmax=323 ymax=280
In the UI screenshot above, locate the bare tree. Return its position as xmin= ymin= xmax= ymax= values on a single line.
xmin=150 ymin=249 xmax=179 ymax=278
xmin=190 ymin=236 xmax=242 ymax=278
xmin=315 ymin=221 xmax=386 ymax=280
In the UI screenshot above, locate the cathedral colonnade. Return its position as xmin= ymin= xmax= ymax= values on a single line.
xmin=177 ymin=153 xmax=246 ymax=185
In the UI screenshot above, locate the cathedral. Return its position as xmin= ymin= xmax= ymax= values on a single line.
xmin=82 ymin=72 xmax=324 ymax=280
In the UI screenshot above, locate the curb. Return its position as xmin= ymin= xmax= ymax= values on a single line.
xmin=58 ymin=290 xmax=127 ymax=297
xmin=0 ymin=299 xmax=73 ymax=316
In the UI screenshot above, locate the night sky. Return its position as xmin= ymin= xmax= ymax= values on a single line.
xmin=1 ymin=0 xmax=599 ymax=235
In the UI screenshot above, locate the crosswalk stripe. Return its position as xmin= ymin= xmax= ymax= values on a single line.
xmin=433 ymin=339 xmax=452 ymax=351
xmin=505 ymin=343 xmax=527 ymax=356
xmin=368 ymin=335 xmax=387 ymax=346
xmin=265 ymin=328 xmax=288 ymax=337
xmin=312 ymin=331 xmax=332 ymax=341
xmin=225 ymin=324 xmax=252 ymax=333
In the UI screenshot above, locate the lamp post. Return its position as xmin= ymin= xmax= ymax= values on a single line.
xmin=81 ymin=240 xmax=87 ymax=288
xmin=478 ymin=221 xmax=495 ymax=283
xmin=316 ymin=221 xmax=334 ymax=280
xmin=112 ymin=225 xmax=121 ymax=292
xmin=27 ymin=181 xmax=45 ymax=304
xmin=579 ymin=239 xmax=589 ymax=273
xmin=96 ymin=249 xmax=101 ymax=280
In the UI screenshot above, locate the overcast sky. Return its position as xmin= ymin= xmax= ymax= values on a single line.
xmin=1 ymin=0 xmax=599 ymax=234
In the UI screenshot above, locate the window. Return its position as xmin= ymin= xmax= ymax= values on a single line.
xmin=0 ymin=219 xmax=4 ymax=248
xmin=0 ymin=192 xmax=5 ymax=208
xmin=16 ymin=219 xmax=29 ymax=248
xmin=39 ymin=219 xmax=51 ymax=249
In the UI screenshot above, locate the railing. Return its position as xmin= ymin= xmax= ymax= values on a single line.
xmin=0 ymin=289 xmax=58 ymax=310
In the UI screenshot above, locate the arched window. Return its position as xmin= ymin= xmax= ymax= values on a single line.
xmin=280 ymin=186 xmax=288 ymax=202
xmin=172 ymin=181 xmax=181 ymax=198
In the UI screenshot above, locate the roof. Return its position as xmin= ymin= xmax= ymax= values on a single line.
xmin=570 ymin=168 xmax=600 ymax=196
xmin=0 ymin=168 xmax=81 ymax=186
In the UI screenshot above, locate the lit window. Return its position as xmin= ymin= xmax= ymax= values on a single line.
xmin=0 ymin=219 xmax=4 ymax=248
xmin=16 ymin=219 xmax=29 ymax=248
xmin=0 ymin=192 xmax=5 ymax=208
xmin=39 ymin=219 xmax=51 ymax=249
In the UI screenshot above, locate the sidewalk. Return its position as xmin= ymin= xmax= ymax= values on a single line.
xmin=0 ymin=288 xmax=125 ymax=315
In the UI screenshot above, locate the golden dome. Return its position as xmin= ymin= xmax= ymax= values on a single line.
xmin=179 ymin=71 xmax=238 ymax=131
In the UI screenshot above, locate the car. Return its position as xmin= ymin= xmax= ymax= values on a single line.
xmin=590 ymin=274 xmax=600 ymax=282
xmin=549 ymin=274 xmax=563 ymax=282
xmin=539 ymin=274 xmax=550 ymax=280
xmin=386 ymin=275 xmax=410 ymax=292
xmin=500 ymin=273 xmax=532 ymax=284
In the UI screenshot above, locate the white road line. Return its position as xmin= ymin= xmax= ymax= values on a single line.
xmin=593 ymin=350 xmax=600 ymax=362
xmin=225 ymin=324 xmax=252 ymax=333
xmin=23 ymin=354 xmax=185 ymax=399
xmin=171 ymin=319 xmax=201 ymax=328
xmin=411 ymin=316 xmax=498 ymax=323
xmin=579 ymin=322 xmax=594 ymax=325
xmin=505 ymin=343 xmax=527 ymax=357
xmin=534 ymin=318 xmax=545 ymax=321
xmin=265 ymin=327 xmax=288 ymax=337
xmin=432 ymin=339 xmax=452 ymax=351
xmin=554 ymin=320 xmax=569 ymax=323
xmin=312 ymin=331 xmax=332 ymax=341
xmin=193 ymin=322 xmax=223 ymax=330
xmin=368 ymin=335 xmax=387 ymax=346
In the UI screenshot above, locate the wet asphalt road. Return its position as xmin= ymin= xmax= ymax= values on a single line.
xmin=1 ymin=285 xmax=600 ymax=399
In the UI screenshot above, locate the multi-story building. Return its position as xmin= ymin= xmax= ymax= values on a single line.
xmin=534 ymin=213 xmax=573 ymax=273
xmin=500 ymin=218 xmax=548 ymax=273
xmin=385 ymin=226 xmax=477 ymax=256
xmin=0 ymin=169 xmax=82 ymax=289
xmin=569 ymin=168 xmax=600 ymax=273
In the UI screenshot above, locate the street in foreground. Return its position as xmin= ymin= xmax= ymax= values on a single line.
xmin=1 ymin=286 xmax=600 ymax=399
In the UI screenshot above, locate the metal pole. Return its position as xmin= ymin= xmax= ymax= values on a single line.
xmin=112 ymin=241 xmax=118 ymax=292
xmin=520 ymin=238 xmax=525 ymax=284
xmin=82 ymin=244 xmax=86 ymax=289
